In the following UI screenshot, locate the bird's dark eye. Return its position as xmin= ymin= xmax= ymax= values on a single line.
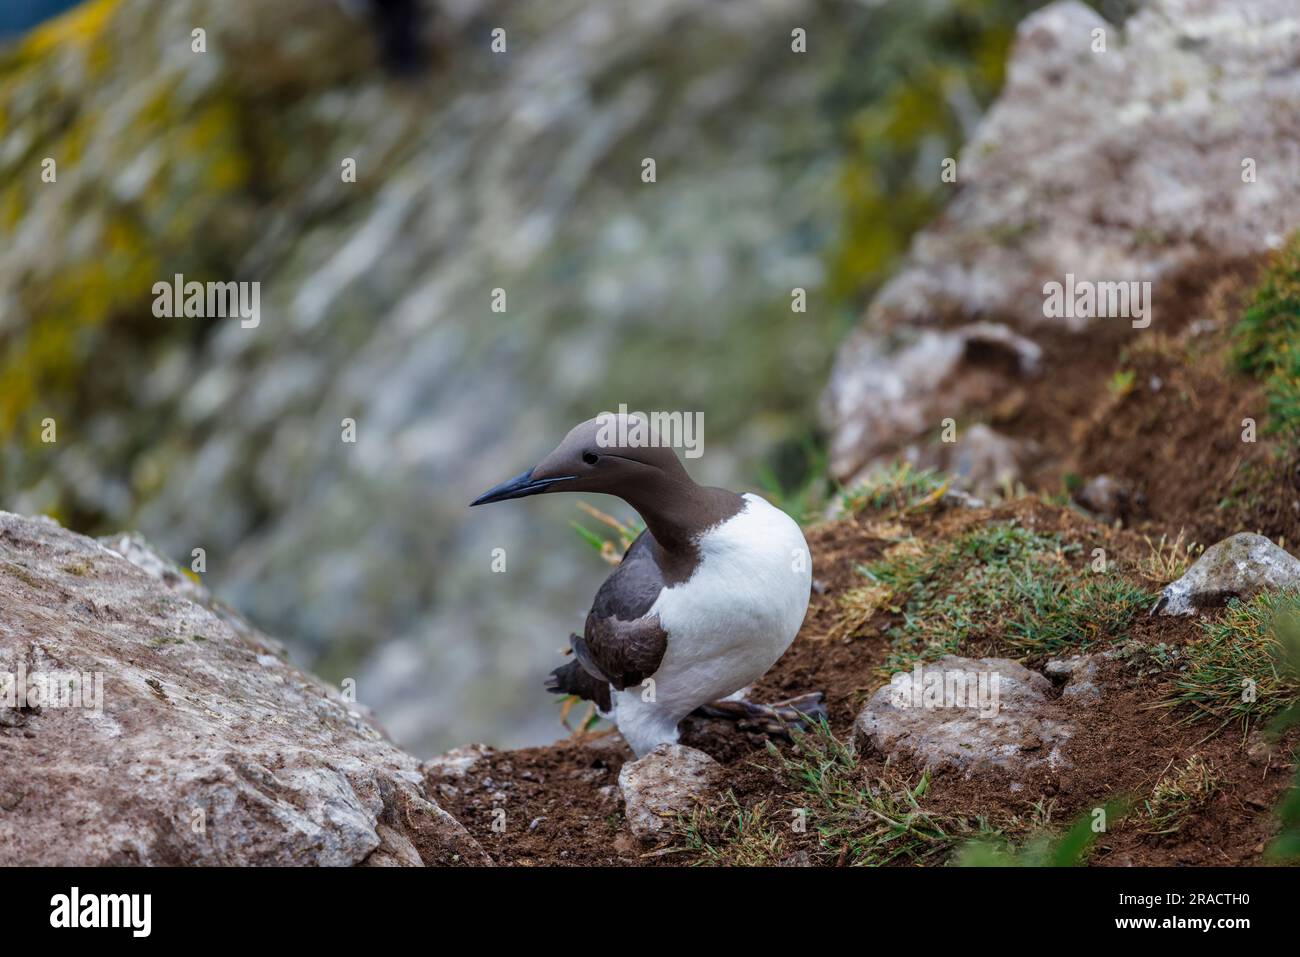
xmin=582 ymin=451 xmax=599 ymax=465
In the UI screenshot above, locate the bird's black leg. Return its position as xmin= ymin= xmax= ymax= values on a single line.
xmin=690 ymin=692 xmax=827 ymax=740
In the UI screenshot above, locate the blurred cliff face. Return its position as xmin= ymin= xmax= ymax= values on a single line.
xmin=0 ymin=0 xmax=1033 ymax=753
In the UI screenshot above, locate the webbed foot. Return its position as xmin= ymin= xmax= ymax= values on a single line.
xmin=690 ymin=691 xmax=827 ymax=739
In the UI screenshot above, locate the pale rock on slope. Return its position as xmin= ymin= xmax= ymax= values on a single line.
xmin=824 ymin=0 xmax=1300 ymax=488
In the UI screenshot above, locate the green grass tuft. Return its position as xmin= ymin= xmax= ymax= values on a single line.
xmin=1232 ymin=232 xmax=1300 ymax=437
xmin=840 ymin=461 xmax=947 ymax=515
xmin=1004 ymin=575 xmax=1153 ymax=657
xmin=1262 ymin=604 xmax=1300 ymax=861
xmin=1143 ymin=756 xmax=1219 ymax=835
xmin=676 ymin=793 xmax=786 ymax=867
xmin=767 ymin=721 xmax=986 ymax=866
xmin=955 ymin=799 xmax=1130 ymax=867
xmin=861 ymin=521 xmax=1151 ymax=669
xmin=1164 ymin=588 xmax=1300 ymax=732
xmin=675 ymin=721 xmax=997 ymax=866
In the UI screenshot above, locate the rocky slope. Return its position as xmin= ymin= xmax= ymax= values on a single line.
xmin=824 ymin=0 xmax=1300 ymax=494
xmin=4 ymin=0 xmax=1299 ymax=867
xmin=7 ymin=484 xmax=1291 ymax=866
xmin=430 ymin=494 xmax=1299 ymax=867
xmin=0 ymin=510 xmax=485 ymax=865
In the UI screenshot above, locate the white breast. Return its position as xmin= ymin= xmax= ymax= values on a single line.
xmin=612 ymin=493 xmax=813 ymax=756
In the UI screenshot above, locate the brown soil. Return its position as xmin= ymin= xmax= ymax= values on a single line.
xmin=436 ymin=256 xmax=1299 ymax=866
xmin=1010 ymin=257 xmax=1300 ymax=549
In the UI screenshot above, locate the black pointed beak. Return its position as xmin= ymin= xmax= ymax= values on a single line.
xmin=469 ymin=469 xmax=576 ymax=506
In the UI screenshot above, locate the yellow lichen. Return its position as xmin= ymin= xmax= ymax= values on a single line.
xmin=21 ymin=0 xmax=119 ymax=60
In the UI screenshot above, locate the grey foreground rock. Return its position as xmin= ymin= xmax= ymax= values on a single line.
xmin=1153 ymin=533 xmax=1300 ymax=616
xmin=0 ymin=511 xmax=488 ymax=866
xmin=618 ymin=743 xmax=723 ymax=842
xmin=854 ymin=656 xmax=1086 ymax=780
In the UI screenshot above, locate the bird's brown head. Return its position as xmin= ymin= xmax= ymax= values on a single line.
xmin=469 ymin=414 xmax=691 ymax=507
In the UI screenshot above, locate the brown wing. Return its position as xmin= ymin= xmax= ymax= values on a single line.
xmin=571 ymin=531 xmax=669 ymax=691
xmin=572 ymin=613 xmax=667 ymax=692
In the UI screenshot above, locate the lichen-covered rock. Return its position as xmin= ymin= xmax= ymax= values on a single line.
xmin=0 ymin=510 xmax=488 ymax=866
xmin=824 ymin=0 xmax=1300 ymax=481
xmin=618 ymin=743 xmax=723 ymax=842
xmin=1153 ymin=532 xmax=1300 ymax=616
xmin=854 ymin=656 xmax=1073 ymax=779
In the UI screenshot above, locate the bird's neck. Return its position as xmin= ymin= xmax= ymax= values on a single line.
xmin=620 ymin=478 xmax=744 ymax=561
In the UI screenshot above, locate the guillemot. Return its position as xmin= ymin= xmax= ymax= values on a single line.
xmin=470 ymin=415 xmax=820 ymax=757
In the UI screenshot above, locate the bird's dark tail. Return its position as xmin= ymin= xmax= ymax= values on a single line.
xmin=546 ymin=646 xmax=611 ymax=712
